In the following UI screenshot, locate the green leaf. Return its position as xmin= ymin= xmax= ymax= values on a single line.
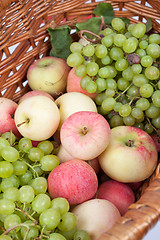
xmin=76 ymin=17 xmax=102 ymax=37
xmin=93 ymin=2 xmax=114 ymax=25
xmin=145 ymin=18 xmax=153 ymax=32
xmin=48 ymin=26 xmax=72 ymax=60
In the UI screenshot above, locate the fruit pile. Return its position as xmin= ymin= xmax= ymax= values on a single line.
xmin=66 ymin=18 xmax=160 ymax=134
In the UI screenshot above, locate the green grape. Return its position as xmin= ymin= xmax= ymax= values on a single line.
xmin=141 ymin=34 xmax=149 ymax=40
xmin=40 ymin=154 xmax=59 ymax=171
xmin=31 ymin=165 xmax=44 ymax=177
xmin=135 ymin=48 xmax=146 ymax=58
xmin=119 ymin=94 xmax=130 ymax=104
xmin=139 ymin=40 xmax=148 ymax=49
xmin=75 ymin=65 xmax=87 ymax=78
xmin=132 ymin=74 xmax=148 ymax=87
xmin=136 ymin=98 xmax=150 ymax=111
xmin=98 ymin=105 xmax=110 ymax=116
xmin=102 ymin=28 xmax=113 ymax=36
xmin=145 ymin=66 xmax=160 ymax=80
xmin=105 ymin=89 xmax=115 ymax=98
xmin=123 ymin=37 xmax=138 ymax=53
xmin=94 ymin=92 xmax=106 ymax=105
xmin=98 ymin=67 xmax=108 ymax=79
xmin=117 ymin=78 xmax=129 ymax=91
xmin=70 ymin=42 xmax=83 ymax=53
xmin=0 ymin=137 xmax=10 ymax=153
xmin=95 ymin=78 xmax=107 ymax=92
xmin=101 ymin=55 xmax=112 ymax=65
xmin=133 ymin=122 xmax=144 ymax=130
xmin=152 ymin=90 xmax=160 ymax=108
xmin=101 ymin=35 xmax=114 ymax=47
xmin=0 ymin=161 xmax=13 ymax=178
xmin=152 ymin=116 xmax=160 ymax=129
xmin=19 ymin=185 xmax=35 ymax=203
xmin=57 ymin=227 xmax=77 ymax=240
xmin=67 ymin=52 xmax=84 ymax=67
xmin=1 ymin=132 xmax=16 ymax=145
xmin=20 ymin=220 xmax=39 ymax=240
xmin=86 ymin=81 xmax=97 ymax=93
xmin=107 ymin=66 xmax=117 ymax=79
xmin=128 ymin=24 xmax=135 ymax=33
xmin=115 ymin=59 xmax=128 ymax=71
xmin=109 ymin=47 xmax=124 ymax=61
xmin=149 ymin=33 xmax=160 ymax=44
xmin=0 ymin=235 xmax=12 ymax=240
xmin=58 ymin=212 xmax=77 ymax=232
xmin=145 ymin=103 xmax=160 ymax=118
xmin=1 ymin=179 xmax=14 ymax=192
xmin=12 ymin=160 xmax=28 ymax=175
xmin=119 ymin=104 xmax=132 ymax=117
xmin=80 ymin=76 xmax=92 ymax=90
xmin=113 ymin=102 xmax=123 ymax=112
xmin=111 ymin=17 xmax=125 ymax=31
xmin=122 ymin=67 xmax=134 ymax=81
xmin=39 ymin=208 xmax=61 ymax=230
xmin=3 ymin=187 xmax=19 ymax=202
xmin=49 ymin=233 xmax=67 ymax=240
xmin=131 ymin=64 xmax=142 ymax=74
xmin=4 ymin=214 xmax=21 ymax=232
xmin=127 ymin=85 xmax=139 ymax=97
xmin=51 ymin=197 xmax=70 ymax=215
xmin=114 ymin=34 xmax=126 ymax=47
xmin=144 ymin=123 xmax=154 ymax=134
xmin=83 ymin=44 xmax=95 ymax=57
xmin=125 ymin=31 xmax=132 ymax=38
xmin=86 ymin=62 xmax=99 ymax=76
xmin=140 ymin=55 xmax=153 ymax=67
xmin=0 ymin=199 xmax=15 ymax=215
xmin=110 ymin=115 xmax=123 ymax=128
xmin=135 ymin=115 xmax=145 ymax=123
xmin=15 ymin=204 xmax=32 ymax=222
xmin=123 ymin=115 xmax=135 ymax=126
xmin=37 ymin=140 xmax=54 ymax=155
xmin=32 ymin=193 xmax=51 ymax=214
xmin=140 ymin=83 xmax=154 ymax=98
xmin=18 ymin=137 xmax=32 ymax=153
xmin=30 ymin=177 xmax=47 ymax=195
xmin=19 ymin=170 xmax=33 ymax=186
xmin=95 ymin=44 xmax=107 ymax=58
xmin=1 ymin=146 xmax=19 ymax=162
xmin=131 ymin=22 xmax=146 ymax=38
xmin=131 ymin=107 xmax=144 ymax=119
xmin=158 ymin=80 xmax=160 ymax=89
xmin=146 ymin=43 xmax=160 ymax=59
xmin=73 ymin=230 xmax=91 ymax=240
xmin=28 ymin=147 xmax=44 ymax=162
xmin=7 ymin=174 xmax=20 ymax=188
xmin=102 ymin=97 xmax=116 ymax=111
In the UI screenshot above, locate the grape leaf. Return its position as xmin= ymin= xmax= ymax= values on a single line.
xmin=76 ymin=17 xmax=102 ymax=36
xmin=48 ymin=26 xmax=72 ymax=60
xmin=145 ymin=18 xmax=153 ymax=32
xmin=93 ymin=2 xmax=114 ymax=24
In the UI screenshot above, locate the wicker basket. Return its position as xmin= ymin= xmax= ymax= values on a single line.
xmin=0 ymin=0 xmax=160 ymax=239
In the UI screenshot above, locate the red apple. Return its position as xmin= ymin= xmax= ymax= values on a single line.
xmin=0 ymin=97 xmax=21 ymax=138
xmin=47 ymin=159 xmax=98 ymax=205
xmin=60 ymin=111 xmax=111 ymax=160
xmin=96 ymin=180 xmax=135 ymax=216
xmin=99 ymin=126 xmax=158 ymax=183
xmin=87 ymin=158 xmax=100 ymax=174
xmin=18 ymin=90 xmax=54 ymax=104
xmin=66 ymin=67 xmax=97 ymax=99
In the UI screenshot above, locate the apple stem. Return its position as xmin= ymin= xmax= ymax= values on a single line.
xmin=17 ymin=118 xmax=30 ymax=127
xmin=81 ymin=126 xmax=88 ymax=135
xmin=126 ymin=139 xmax=135 ymax=147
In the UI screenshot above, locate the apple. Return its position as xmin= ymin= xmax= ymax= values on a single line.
xmin=72 ymin=199 xmax=120 ymax=240
xmin=18 ymin=90 xmax=54 ymax=104
xmin=66 ymin=67 xmax=97 ymax=99
xmin=0 ymin=97 xmax=21 ymax=138
xmin=14 ymin=95 xmax=60 ymax=141
xmin=99 ymin=126 xmax=158 ymax=183
xmin=47 ymin=159 xmax=98 ymax=205
xmin=96 ymin=180 xmax=135 ymax=216
xmin=55 ymin=92 xmax=97 ymax=131
xmin=151 ymin=133 xmax=160 ymax=152
xmin=87 ymin=158 xmax=100 ymax=174
xmin=27 ymin=56 xmax=70 ymax=97
xmin=60 ymin=111 xmax=111 ymax=160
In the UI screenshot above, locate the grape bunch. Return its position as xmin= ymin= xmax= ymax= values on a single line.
xmin=0 ymin=132 xmax=90 ymax=240
xmin=67 ymin=18 xmax=160 ymax=134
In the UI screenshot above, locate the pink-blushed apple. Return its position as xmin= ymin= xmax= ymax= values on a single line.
xmin=66 ymin=67 xmax=97 ymax=99
xmin=127 ymin=181 xmax=143 ymax=192
xmin=99 ymin=126 xmax=158 ymax=183
xmin=55 ymin=92 xmax=97 ymax=131
xmin=60 ymin=111 xmax=111 ymax=160
xmin=47 ymin=159 xmax=98 ymax=205
xmin=27 ymin=56 xmax=70 ymax=97
xmin=18 ymin=90 xmax=54 ymax=104
xmin=96 ymin=180 xmax=135 ymax=216
xmin=72 ymin=199 xmax=120 ymax=240
xmin=14 ymin=95 xmax=60 ymax=141
xmin=0 ymin=97 xmax=21 ymax=138
xmin=87 ymin=158 xmax=100 ymax=174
